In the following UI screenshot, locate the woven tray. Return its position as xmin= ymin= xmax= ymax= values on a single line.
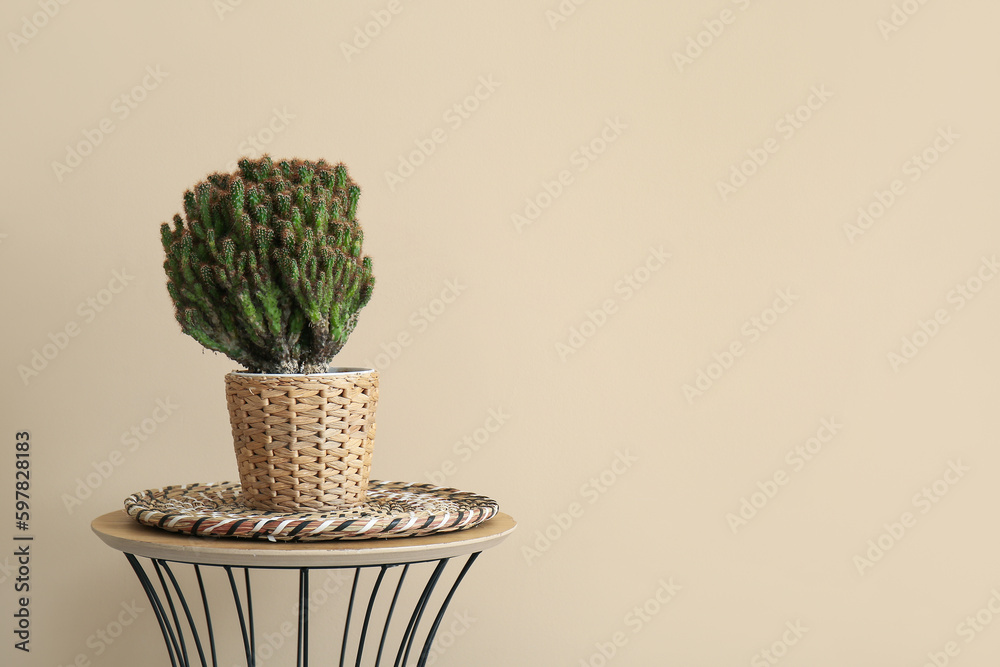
xmin=124 ymin=481 xmax=499 ymax=542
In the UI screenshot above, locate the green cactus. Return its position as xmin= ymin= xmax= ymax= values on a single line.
xmin=160 ymin=156 xmax=375 ymax=374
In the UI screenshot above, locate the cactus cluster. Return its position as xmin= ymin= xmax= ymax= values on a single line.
xmin=160 ymin=156 xmax=374 ymax=374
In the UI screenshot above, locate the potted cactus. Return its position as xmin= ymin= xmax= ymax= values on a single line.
xmin=160 ymin=155 xmax=377 ymax=512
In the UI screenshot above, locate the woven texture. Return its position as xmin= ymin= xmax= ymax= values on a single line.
xmin=225 ymin=371 xmax=378 ymax=512
xmin=124 ymin=481 xmax=500 ymax=541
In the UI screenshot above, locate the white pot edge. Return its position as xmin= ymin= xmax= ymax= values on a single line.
xmin=227 ymin=367 xmax=376 ymax=377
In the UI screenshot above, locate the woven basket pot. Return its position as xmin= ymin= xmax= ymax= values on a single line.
xmin=224 ymin=368 xmax=379 ymax=512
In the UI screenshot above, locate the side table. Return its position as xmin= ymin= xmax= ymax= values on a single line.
xmin=92 ymin=510 xmax=516 ymax=667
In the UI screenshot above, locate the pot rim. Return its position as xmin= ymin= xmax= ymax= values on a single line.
xmin=228 ymin=367 xmax=376 ymax=378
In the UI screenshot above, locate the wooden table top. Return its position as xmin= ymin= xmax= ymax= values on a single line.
xmin=92 ymin=510 xmax=517 ymax=568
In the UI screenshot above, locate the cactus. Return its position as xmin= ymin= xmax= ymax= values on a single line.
xmin=160 ymin=156 xmax=375 ymax=374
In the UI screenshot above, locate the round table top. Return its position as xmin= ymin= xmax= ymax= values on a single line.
xmin=92 ymin=510 xmax=516 ymax=568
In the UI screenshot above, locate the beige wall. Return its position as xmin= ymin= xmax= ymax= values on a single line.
xmin=3 ymin=1 xmax=1000 ymax=665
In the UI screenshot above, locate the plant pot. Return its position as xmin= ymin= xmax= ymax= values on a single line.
xmin=224 ymin=368 xmax=379 ymax=512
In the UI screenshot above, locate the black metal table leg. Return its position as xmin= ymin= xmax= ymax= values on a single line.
xmin=121 ymin=553 xmax=486 ymax=667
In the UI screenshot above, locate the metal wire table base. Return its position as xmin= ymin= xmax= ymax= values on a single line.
xmin=123 ymin=552 xmax=481 ymax=667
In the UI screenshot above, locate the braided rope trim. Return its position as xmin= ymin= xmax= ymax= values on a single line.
xmin=124 ymin=481 xmax=500 ymax=542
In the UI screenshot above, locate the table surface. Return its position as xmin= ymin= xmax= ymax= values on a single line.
xmin=92 ymin=510 xmax=516 ymax=568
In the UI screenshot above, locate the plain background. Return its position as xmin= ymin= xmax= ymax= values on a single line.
xmin=3 ymin=1 xmax=1000 ymax=665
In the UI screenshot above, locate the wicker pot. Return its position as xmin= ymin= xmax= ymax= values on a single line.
xmin=224 ymin=368 xmax=379 ymax=512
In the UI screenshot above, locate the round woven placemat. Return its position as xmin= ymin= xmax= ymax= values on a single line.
xmin=124 ymin=481 xmax=499 ymax=542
